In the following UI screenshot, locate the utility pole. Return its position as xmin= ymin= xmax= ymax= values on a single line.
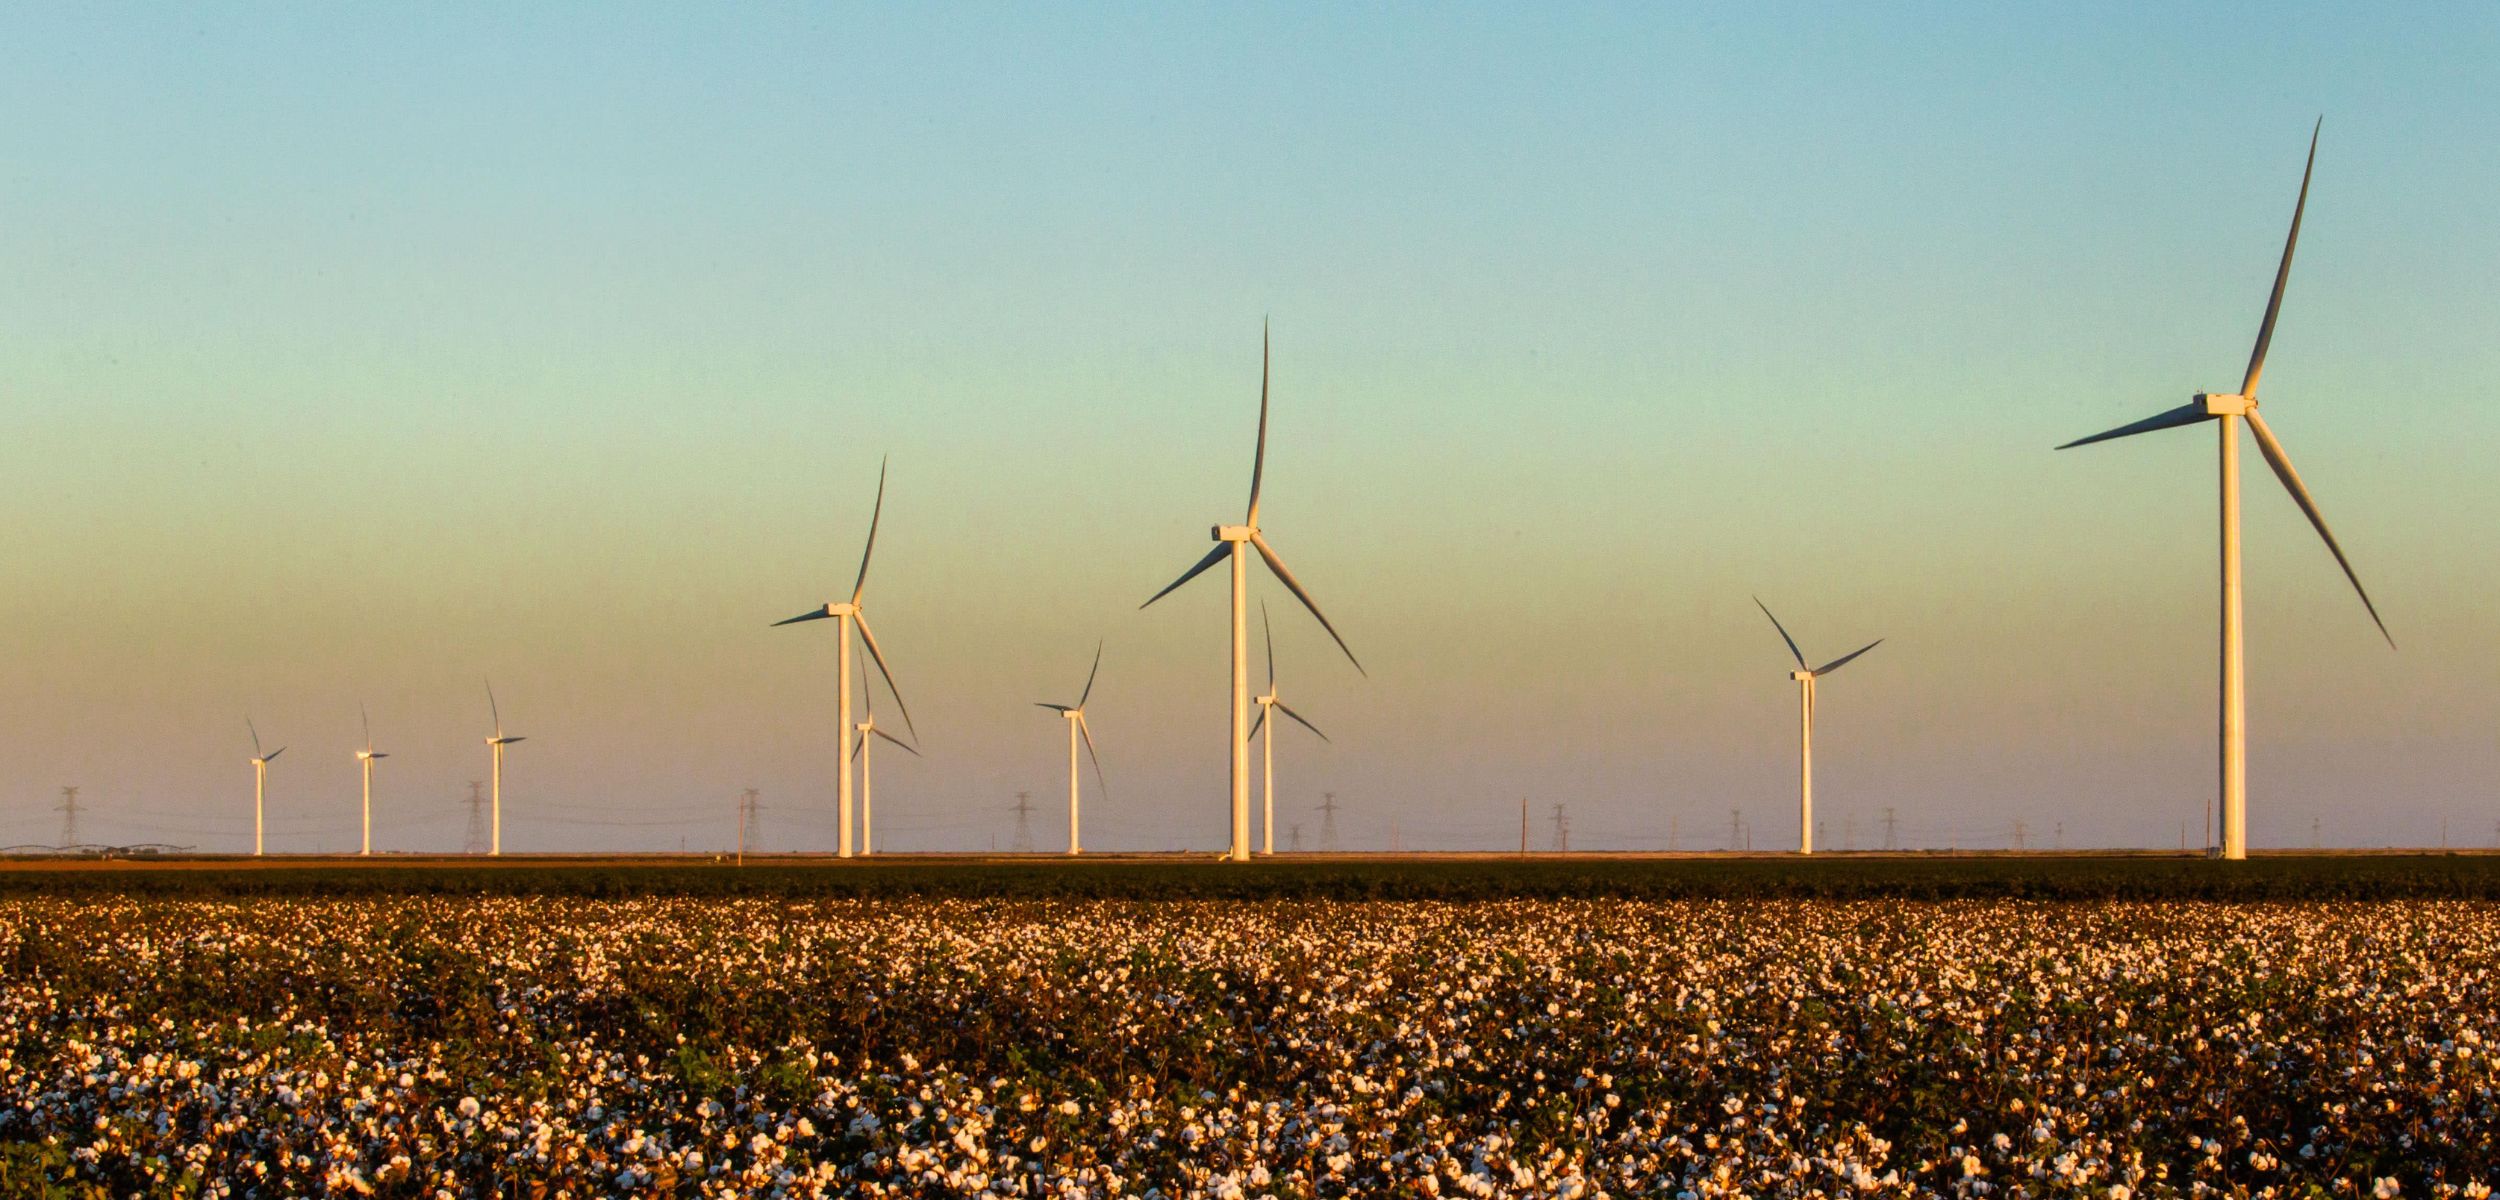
xmin=1289 ymin=822 xmax=1302 ymax=853
xmin=1882 ymin=807 xmax=1899 ymax=852
xmin=2012 ymin=819 xmax=2027 ymax=851
xmin=2179 ymin=820 xmax=2187 ymax=852
xmin=463 ymin=782 xmax=489 ymax=855
xmin=1815 ymin=818 xmax=1826 ymax=852
xmin=2205 ymin=794 xmax=2215 ymax=855
xmin=1550 ymin=803 xmax=1568 ymax=853
xmin=2055 ymin=821 xmax=2065 ymax=850
xmin=1010 ymin=792 xmax=1036 ymax=853
xmin=56 ymin=787 xmax=81 ymax=848
xmin=1519 ymin=797 xmax=1529 ymax=857
xmin=1317 ymin=793 xmax=1340 ymax=852
xmin=1729 ymin=808 xmax=1742 ymax=853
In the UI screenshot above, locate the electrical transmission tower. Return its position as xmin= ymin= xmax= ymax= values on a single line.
xmin=1728 ymin=808 xmax=1742 ymax=852
xmin=1289 ymin=822 xmax=1303 ymax=853
xmin=2012 ymin=819 xmax=2028 ymax=851
xmin=1882 ymin=806 xmax=1899 ymax=851
xmin=737 ymin=789 xmax=762 ymax=863
xmin=1010 ymin=792 xmax=1036 ymax=853
xmin=463 ymin=782 xmax=489 ymax=854
xmin=1317 ymin=792 xmax=1340 ymax=852
xmin=57 ymin=787 xmax=81 ymax=847
xmin=1550 ymin=803 xmax=1568 ymax=853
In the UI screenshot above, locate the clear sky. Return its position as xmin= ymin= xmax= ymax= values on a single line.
xmin=4 ymin=4 xmax=2496 ymax=854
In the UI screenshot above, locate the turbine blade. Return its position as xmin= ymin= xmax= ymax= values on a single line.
xmin=371 ymin=752 xmax=389 ymax=759
xmin=1274 ymin=699 xmax=1331 ymax=744
xmin=2055 ymin=402 xmax=2214 ymax=451
xmin=266 ymin=746 xmax=286 ymax=762
xmin=1246 ymin=320 xmax=1269 ymax=525
xmin=503 ymin=736 xmax=527 ymax=745
xmin=852 ymin=456 xmax=887 ymax=604
xmin=1753 ymin=597 xmax=1806 ymax=670
xmin=1078 ymin=639 xmax=1103 ymax=708
xmin=360 ymin=703 xmax=373 ymax=753
xmin=2243 ymin=119 xmax=2320 ymax=400
xmin=248 ymin=718 xmax=263 ymax=759
xmin=853 ymin=612 xmax=918 ymax=742
xmin=1078 ymin=714 xmax=1107 ymax=797
xmin=773 ymin=608 xmax=832 ymax=626
xmin=872 ymin=725 xmax=922 ymax=757
xmin=1036 ymin=703 xmax=1072 ymax=713
xmin=1246 ymin=706 xmax=1266 ymax=741
xmin=1249 ymin=531 xmax=1363 ymax=676
xmin=1813 ymin=639 xmax=1884 ymax=677
xmin=486 ymin=681 xmax=502 ymax=737
xmin=2244 ymin=409 xmax=2392 ymax=646
xmin=1262 ymin=600 xmax=1276 ymax=688
xmin=1141 ymin=543 xmax=1230 ymax=609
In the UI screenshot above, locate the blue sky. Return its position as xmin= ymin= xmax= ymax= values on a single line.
xmin=2 ymin=4 xmax=2495 ymax=853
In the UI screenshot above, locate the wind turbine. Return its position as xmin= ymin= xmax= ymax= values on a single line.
xmin=1141 ymin=324 xmax=1362 ymax=861
xmin=2056 ymin=121 xmax=2389 ymax=860
xmin=853 ymin=680 xmax=919 ymax=856
xmin=246 ymin=719 xmax=284 ymax=857
xmin=355 ymin=704 xmax=388 ymax=857
xmin=1247 ymin=602 xmax=1331 ymax=856
xmin=1754 ymin=598 xmax=1882 ymax=856
xmin=1034 ymin=641 xmax=1107 ymax=855
xmin=775 ymin=458 xmax=917 ymax=859
xmin=484 ymin=683 xmax=524 ymax=857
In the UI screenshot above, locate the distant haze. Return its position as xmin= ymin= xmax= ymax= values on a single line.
xmin=3 ymin=6 xmax=2496 ymax=854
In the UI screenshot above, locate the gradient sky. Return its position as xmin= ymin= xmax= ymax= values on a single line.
xmin=4 ymin=4 xmax=2496 ymax=854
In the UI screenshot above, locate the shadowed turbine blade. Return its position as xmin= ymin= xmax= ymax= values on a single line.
xmin=1813 ymin=639 xmax=1884 ymax=677
xmin=852 ymin=456 xmax=887 ymax=604
xmin=2243 ymin=120 xmax=2320 ymax=400
xmin=248 ymin=718 xmax=264 ymax=760
xmin=500 ymin=736 xmax=527 ymax=745
xmin=773 ymin=607 xmax=832 ymax=626
xmin=370 ymin=752 xmax=389 ymax=759
xmin=2055 ymin=403 xmax=2214 ymax=451
xmin=1246 ymin=320 xmax=1269 ymax=525
xmin=486 ymin=681 xmax=503 ymax=737
xmin=266 ymin=746 xmax=286 ymax=762
xmin=853 ymin=612 xmax=918 ymax=742
xmin=1753 ymin=597 xmax=1806 ymax=670
xmin=872 ymin=726 xmax=922 ymax=757
xmin=361 ymin=703 xmax=373 ymax=753
xmin=1262 ymin=600 xmax=1276 ymax=688
xmin=1141 ymin=543 xmax=1230 ymax=609
xmin=2244 ymin=409 xmax=2392 ymax=646
xmin=1036 ymin=703 xmax=1072 ymax=713
xmin=1078 ymin=640 xmax=1103 ymax=708
xmin=1249 ymin=531 xmax=1364 ymax=676
xmin=1274 ymin=699 xmax=1331 ymax=744
xmin=1246 ymin=706 xmax=1266 ymax=741
xmin=1077 ymin=714 xmax=1107 ymax=797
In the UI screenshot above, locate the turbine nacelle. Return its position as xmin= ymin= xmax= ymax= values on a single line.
xmin=2199 ymin=393 xmax=2254 ymax=417
xmin=1790 ymin=669 xmax=1815 ymax=683
xmin=1212 ymin=524 xmax=1254 ymax=543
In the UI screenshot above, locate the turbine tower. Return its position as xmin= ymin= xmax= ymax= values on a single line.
xmin=484 ymin=683 xmax=524 ymax=857
xmin=2056 ymin=121 xmax=2389 ymax=860
xmin=1247 ymin=603 xmax=1331 ymax=856
xmin=1034 ymin=641 xmax=1107 ymax=855
xmin=775 ymin=458 xmax=917 ymax=859
xmin=1754 ymin=598 xmax=1882 ymax=856
xmin=1142 ymin=324 xmax=1362 ymax=861
xmin=247 ymin=719 xmax=284 ymax=857
xmin=355 ymin=704 xmax=389 ymax=857
xmin=852 ymin=682 xmax=919 ymax=856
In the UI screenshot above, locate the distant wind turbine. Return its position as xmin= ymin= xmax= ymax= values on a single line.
xmin=355 ymin=704 xmax=388 ymax=857
xmin=2055 ymin=121 xmax=2389 ymax=861
xmin=247 ymin=719 xmax=284 ymax=857
xmin=1754 ymin=598 xmax=1882 ymax=856
xmin=1247 ymin=603 xmax=1331 ymax=856
xmin=485 ymin=682 xmax=524 ymax=857
xmin=1142 ymin=324 xmax=1362 ymax=861
xmin=852 ymin=679 xmax=919 ymax=856
xmin=775 ymin=458 xmax=917 ymax=859
xmin=1034 ymin=641 xmax=1107 ymax=855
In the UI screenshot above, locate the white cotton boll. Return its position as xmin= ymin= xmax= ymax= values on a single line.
xmin=456 ymin=1097 xmax=480 ymax=1119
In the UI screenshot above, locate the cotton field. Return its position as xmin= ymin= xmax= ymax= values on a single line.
xmin=2 ymin=896 xmax=2495 ymax=1197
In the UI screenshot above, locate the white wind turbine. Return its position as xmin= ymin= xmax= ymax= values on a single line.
xmin=247 ymin=719 xmax=284 ymax=857
xmin=1034 ymin=641 xmax=1108 ymax=856
xmin=1142 ymin=324 xmax=1363 ymax=862
xmin=2056 ymin=121 xmax=2389 ymax=861
xmin=484 ymin=682 xmax=524 ymax=857
xmin=852 ymin=681 xmax=919 ymax=856
xmin=1247 ymin=602 xmax=1331 ymax=856
xmin=355 ymin=704 xmax=388 ymax=857
xmin=774 ymin=457 xmax=917 ymax=859
xmin=1754 ymin=598 xmax=1882 ymax=856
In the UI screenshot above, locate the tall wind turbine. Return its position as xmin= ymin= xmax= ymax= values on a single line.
xmin=484 ymin=683 xmax=524 ymax=857
xmin=775 ymin=458 xmax=917 ymax=859
xmin=2056 ymin=121 xmax=2389 ymax=861
xmin=247 ymin=719 xmax=284 ymax=857
xmin=853 ymin=682 xmax=919 ymax=856
xmin=1142 ymin=324 xmax=1363 ymax=861
xmin=1035 ymin=641 xmax=1107 ymax=855
xmin=355 ymin=704 xmax=388 ymax=857
xmin=1247 ymin=603 xmax=1331 ymax=856
xmin=1754 ymin=598 xmax=1882 ymax=856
